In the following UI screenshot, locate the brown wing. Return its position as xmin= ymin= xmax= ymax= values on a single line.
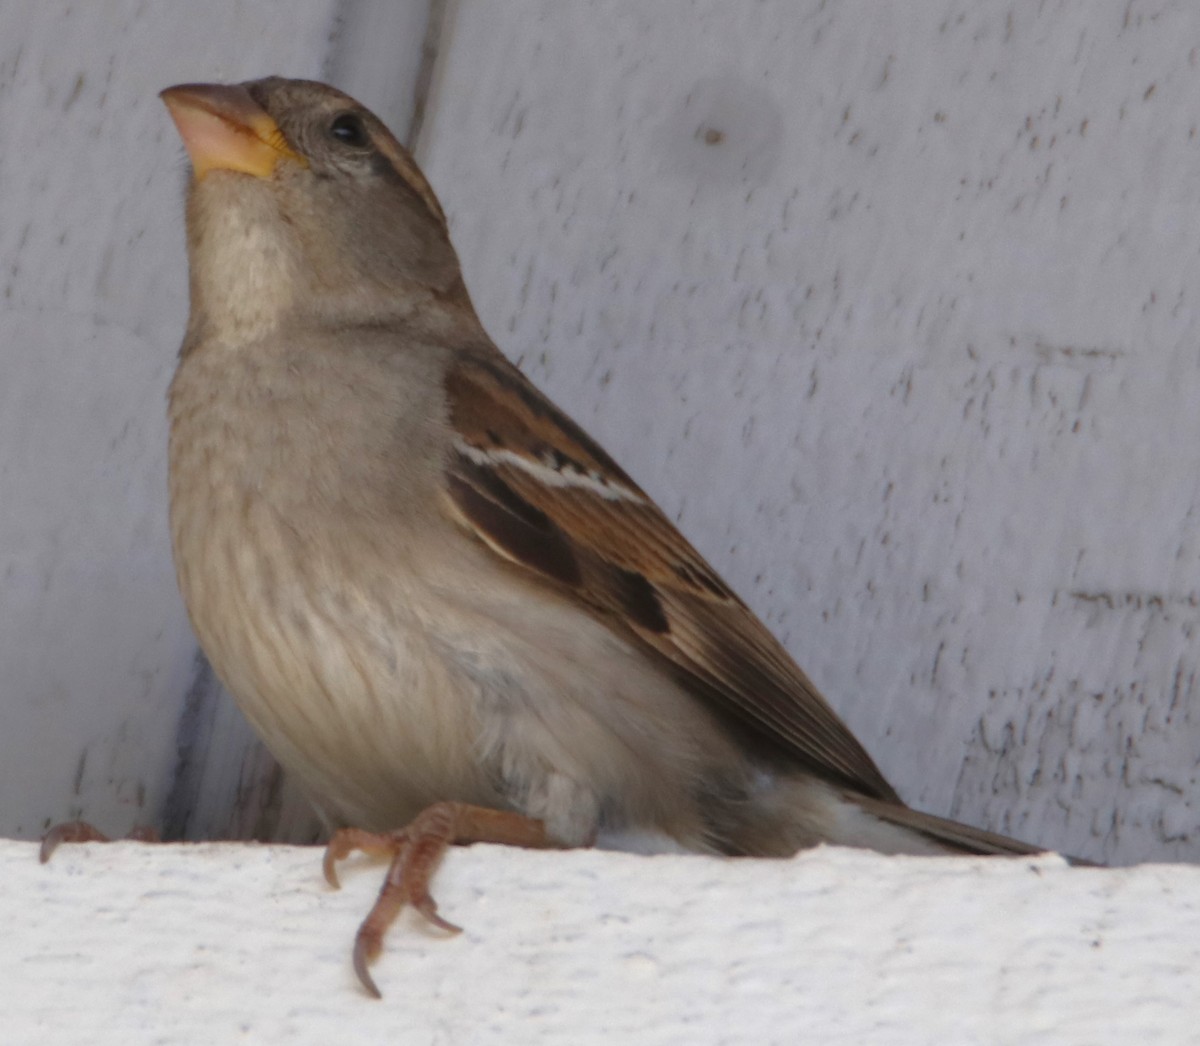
xmin=441 ymin=350 xmax=900 ymax=803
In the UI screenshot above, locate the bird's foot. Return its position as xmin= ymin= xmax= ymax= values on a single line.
xmin=323 ymin=801 xmax=549 ymax=998
xmin=39 ymin=821 xmax=161 ymax=863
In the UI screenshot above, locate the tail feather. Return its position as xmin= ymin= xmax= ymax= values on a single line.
xmin=854 ymin=795 xmax=1096 ymax=866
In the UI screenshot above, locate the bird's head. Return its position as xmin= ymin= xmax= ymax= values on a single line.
xmin=161 ymin=77 xmax=468 ymax=341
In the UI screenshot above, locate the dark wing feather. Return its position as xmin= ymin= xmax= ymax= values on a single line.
xmin=442 ymin=350 xmax=900 ymax=803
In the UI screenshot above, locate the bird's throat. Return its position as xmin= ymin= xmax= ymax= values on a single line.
xmin=185 ymin=177 xmax=301 ymax=344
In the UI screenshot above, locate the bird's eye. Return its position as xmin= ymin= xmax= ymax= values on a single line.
xmin=329 ymin=113 xmax=369 ymax=148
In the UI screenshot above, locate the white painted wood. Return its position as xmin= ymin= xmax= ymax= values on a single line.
xmin=4 ymin=839 xmax=1194 ymax=1044
xmin=419 ymin=0 xmax=1200 ymax=866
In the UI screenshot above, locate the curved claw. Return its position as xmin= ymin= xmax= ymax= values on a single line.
xmin=323 ymin=827 xmax=407 ymax=889
xmin=322 ymin=845 xmax=343 ymax=890
xmin=353 ymin=932 xmax=384 ymax=999
xmin=330 ymin=803 xmax=550 ymax=997
xmin=412 ymin=891 xmax=462 ymax=935
xmin=39 ymin=821 xmax=111 ymax=863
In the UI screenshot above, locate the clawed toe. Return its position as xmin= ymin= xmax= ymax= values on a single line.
xmin=324 ymin=802 xmax=549 ymax=997
xmin=39 ymin=821 xmax=161 ymax=863
xmin=39 ymin=821 xmax=112 ymax=863
xmin=40 ymin=821 xmax=163 ymax=863
xmin=323 ymin=827 xmax=400 ymax=888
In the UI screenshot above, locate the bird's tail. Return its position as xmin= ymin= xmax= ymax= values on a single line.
xmin=851 ymin=794 xmax=1095 ymax=865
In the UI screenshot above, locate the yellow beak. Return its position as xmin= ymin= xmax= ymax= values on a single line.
xmin=160 ymin=82 xmax=306 ymax=179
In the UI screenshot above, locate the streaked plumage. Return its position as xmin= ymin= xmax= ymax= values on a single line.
xmin=159 ymin=76 xmax=1056 ymax=995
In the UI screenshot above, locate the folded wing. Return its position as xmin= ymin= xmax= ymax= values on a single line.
xmin=441 ymin=351 xmax=900 ymax=803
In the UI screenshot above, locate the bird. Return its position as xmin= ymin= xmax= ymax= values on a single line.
xmin=152 ymin=76 xmax=1056 ymax=997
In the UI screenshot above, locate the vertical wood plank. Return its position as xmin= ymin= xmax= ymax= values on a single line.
xmin=418 ymin=1 xmax=1200 ymax=865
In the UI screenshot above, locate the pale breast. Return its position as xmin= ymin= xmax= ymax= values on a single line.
xmin=167 ymin=337 xmax=492 ymax=829
xmin=166 ymin=333 xmax=756 ymax=845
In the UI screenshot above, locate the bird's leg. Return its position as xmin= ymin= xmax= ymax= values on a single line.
xmin=39 ymin=821 xmax=161 ymax=863
xmin=323 ymin=801 xmax=552 ymax=998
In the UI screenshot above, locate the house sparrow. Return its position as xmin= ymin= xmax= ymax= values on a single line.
xmin=156 ymin=77 xmax=1052 ymax=997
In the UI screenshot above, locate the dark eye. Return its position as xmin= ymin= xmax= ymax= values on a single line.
xmin=328 ymin=112 xmax=369 ymax=148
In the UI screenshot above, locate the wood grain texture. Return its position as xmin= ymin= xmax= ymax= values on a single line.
xmin=6 ymin=1 xmax=1200 ymax=866
xmin=418 ymin=1 xmax=1200 ymax=865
